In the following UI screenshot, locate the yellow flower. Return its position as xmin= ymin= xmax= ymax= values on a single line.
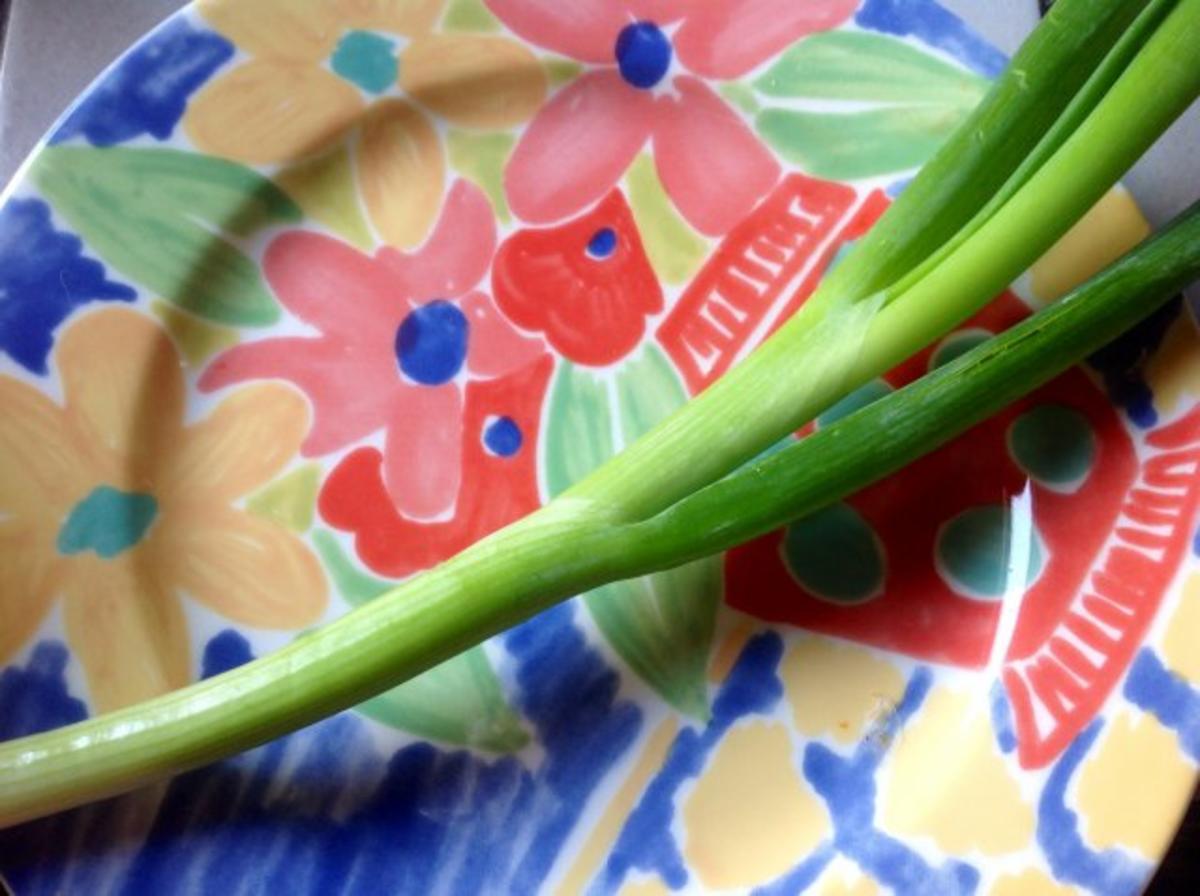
xmin=185 ymin=0 xmax=547 ymax=247
xmin=0 ymin=309 xmax=326 ymax=713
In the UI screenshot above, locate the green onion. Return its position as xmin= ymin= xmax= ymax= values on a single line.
xmin=1 ymin=0 xmax=1197 ymax=827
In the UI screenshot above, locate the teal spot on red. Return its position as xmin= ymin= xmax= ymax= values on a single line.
xmin=929 ymin=328 xmax=991 ymax=370
xmin=782 ymin=503 xmax=884 ymax=604
xmin=396 ymin=300 xmax=469 ymax=385
xmin=331 ymin=31 xmax=398 ymax=95
xmin=817 ymin=379 xmax=893 ymax=428
xmin=935 ymin=504 xmax=1043 ymax=600
xmin=483 ymin=416 xmax=523 ymax=457
xmin=57 ymin=485 xmax=158 ymax=559
xmin=615 ymin=22 xmax=672 ymax=89
xmin=1008 ymin=404 xmax=1096 ymax=491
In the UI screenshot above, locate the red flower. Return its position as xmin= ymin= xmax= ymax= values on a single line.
xmin=492 ymin=190 xmax=663 ymax=367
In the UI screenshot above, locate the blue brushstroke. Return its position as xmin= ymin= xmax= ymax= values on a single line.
xmin=0 ymin=197 xmax=136 ymax=374
xmin=1124 ymin=649 xmax=1200 ymax=761
xmin=1087 ymin=297 xmax=1180 ymax=429
xmin=1037 ymin=722 xmax=1151 ymax=894
xmin=856 ymin=0 xmax=1007 ymax=78
xmin=596 ymin=632 xmax=786 ymax=892
xmin=0 ymin=642 xmax=87 ymax=740
xmin=752 ymin=845 xmax=835 ymax=896
xmin=1 ymin=605 xmax=643 ymax=894
xmin=990 ymin=680 xmax=1017 ymax=754
xmin=803 ymin=668 xmax=980 ymax=895
xmin=51 ymin=17 xmax=233 ymax=147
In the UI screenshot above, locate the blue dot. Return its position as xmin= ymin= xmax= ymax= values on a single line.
xmin=587 ymin=227 xmax=617 ymax=259
xmin=615 ymin=22 xmax=672 ymax=89
xmin=483 ymin=416 xmax=523 ymax=457
xmin=396 ymin=300 xmax=469 ymax=386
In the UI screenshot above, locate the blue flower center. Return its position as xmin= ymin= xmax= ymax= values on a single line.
xmin=396 ymin=300 xmax=469 ymax=386
xmin=483 ymin=416 xmax=523 ymax=457
xmin=615 ymin=22 xmax=672 ymax=89
xmin=57 ymin=485 xmax=158 ymax=559
xmin=586 ymin=227 xmax=617 ymax=259
xmin=331 ymin=30 xmax=398 ymax=95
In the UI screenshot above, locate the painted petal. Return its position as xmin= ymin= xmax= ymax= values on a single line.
xmin=383 ymin=385 xmax=463 ymax=519
xmin=154 ymin=508 xmax=327 ymax=629
xmin=483 ymin=0 xmax=628 ymax=62
xmin=505 ymin=70 xmax=654 ymax=224
xmin=357 ymin=99 xmax=446 ymax=250
xmin=627 ymin=0 xmax=691 ymax=20
xmin=334 ymin=0 xmax=444 ymax=34
xmin=652 ymin=77 xmax=780 ymax=235
xmin=402 ymin=35 xmax=547 ymax=130
xmin=62 ymin=558 xmax=190 ymax=713
xmin=56 ymin=308 xmax=186 ymax=489
xmin=0 ymin=377 xmax=81 ymax=514
xmin=163 ymin=383 xmax=310 ymax=503
xmin=264 ymin=231 xmax=402 ymax=337
xmin=185 ymin=60 xmax=364 ymax=166
xmin=197 ymin=0 xmax=342 ymax=61
xmin=377 ymin=180 xmax=496 ymax=300
xmin=0 ymin=522 xmax=58 ymax=666
xmin=199 ymin=336 xmax=395 ymax=457
xmin=462 ymin=291 xmax=545 ymax=378
xmin=675 ymin=0 xmax=859 ymax=79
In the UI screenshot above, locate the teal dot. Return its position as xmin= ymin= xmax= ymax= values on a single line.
xmin=781 ymin=503 xmax=884 ymax=604
xmin=817 ymin=379 xmax=893 ymax=428
xmin=929 ymin=328 xmax=992 ymax=371
xmin=935 ymin=505 xmax=1044 ymax=601
xmin=331 ymin=31 xmax=398 ymax=95
xmin=57 ymin=485 xmax=158 ymax=559
xmin=1008 ymin=404 xmax=1096 ymax=491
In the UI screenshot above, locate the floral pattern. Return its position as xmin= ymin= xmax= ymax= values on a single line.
xmin=0 ymin=308 xmax=325 ymax=712
xmin=486 ymin=0 xmax=856 ymax=234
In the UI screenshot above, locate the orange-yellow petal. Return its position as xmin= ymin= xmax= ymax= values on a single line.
xmin=334 ymin=0 xmax=444 ymax=34
xmin=197 ymin=0 xmax=343 ymax=61
xmin=61 ymin=556 xmax=190 ymax=713
xmin=357 ymin=98 xmax=445 ymax=248
xmin=0 ymin=376 xmax=81 ymax=515
xmin=56 ymin=309 xmax=185 ymax=492
xmin=0 ymin=521 xmax=60 ymax=666
xmin=162 ymin=383 xmax=310 ymax=504
xmin=155 ymin=508 xmax=327 ymax=629
xmin=186 ymin=60 xmax=365 ymax=166
xmin=401 ymin=35 xmax=547 ymax=130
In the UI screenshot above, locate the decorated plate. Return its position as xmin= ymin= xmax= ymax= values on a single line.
xmin=1 ymin=1 xmax=1197 ymax=893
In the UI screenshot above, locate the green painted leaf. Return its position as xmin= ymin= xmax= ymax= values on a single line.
xmin=33 ymin=146 xmax=299 ymax=325
xmin=754 ymin=29 xmax=987 ymax=105
xmin=756 ymin=105 xmax=971 ymax=180
xmin=626 ymin=155 xmax=707 ymax=286
xmin=718 ymin=82 xmax=761 ymax=116
xmin=313 ymin=529 xmax=528 ymax=751
xmin=543 ymin=346 xmax=721 ymax=718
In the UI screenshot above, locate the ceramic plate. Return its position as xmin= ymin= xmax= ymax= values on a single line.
xmin=1 ymin=1 xmax=1198 ymax=893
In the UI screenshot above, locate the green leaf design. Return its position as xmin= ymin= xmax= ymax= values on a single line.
xmin=756 ymin=105 xmax=972 ymax=181
xmin=754 ymin=29 xmax=988 ymax=105
xmin=313 ymin=530 xmax=529 ymax=752
xmin=33 ymin=146 xmax=300 ymax=325
xmin=543 ymin=347 xmax=721 ymax=718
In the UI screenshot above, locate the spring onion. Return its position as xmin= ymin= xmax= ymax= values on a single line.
xmin=1 ymin=0 xmax=1198 ymax=827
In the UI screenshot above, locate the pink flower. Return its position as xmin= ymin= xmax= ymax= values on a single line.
xmin=199 ymin=180 xmax=546 ymax=521
xmin=488 ymin=0 xmax=857 ymax=235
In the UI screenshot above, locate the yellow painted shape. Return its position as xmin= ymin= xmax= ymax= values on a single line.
xmin=150 ymin=300 xmax=239 ymax=367
xmin=682 ymin=722 xmax=830 ymax=890
xmin=1030 ymin=187 xmax=1150 ymax=304
xmin=616 ymin=877 xmax=672 ymax=896
xmin=626 ymin=154 xmax=708 ymax=286
xmin=556 ymin=718 xmax=679 ymax=896
xmin=1076 ymin=710 xmax=1196 ymax=858
xmin=877 ymin=685 xmax=1034 ymax=855
xmin=246 ymin=464 xmax=321 ymax=532
xmin=543 ymin=57 xmax=583 ymax=87
xmin=781 ymin=635 xmax=906 ymax=745
xmin=988 ymin=868 xmax=1081 ymax=896
xmin=809 ymin=856 xmax=881 ymax=896
xmin=1146 ymin=313 xmax=1200 ymax=419
xmin=276 ymin=143 xmax=373 ymax=251
xmin=1162 ymin=573 xmax=1200 ymax=682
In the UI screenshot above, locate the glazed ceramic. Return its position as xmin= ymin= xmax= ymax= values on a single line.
xmin=1 ymin=1 xmax=1198 ymax=893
